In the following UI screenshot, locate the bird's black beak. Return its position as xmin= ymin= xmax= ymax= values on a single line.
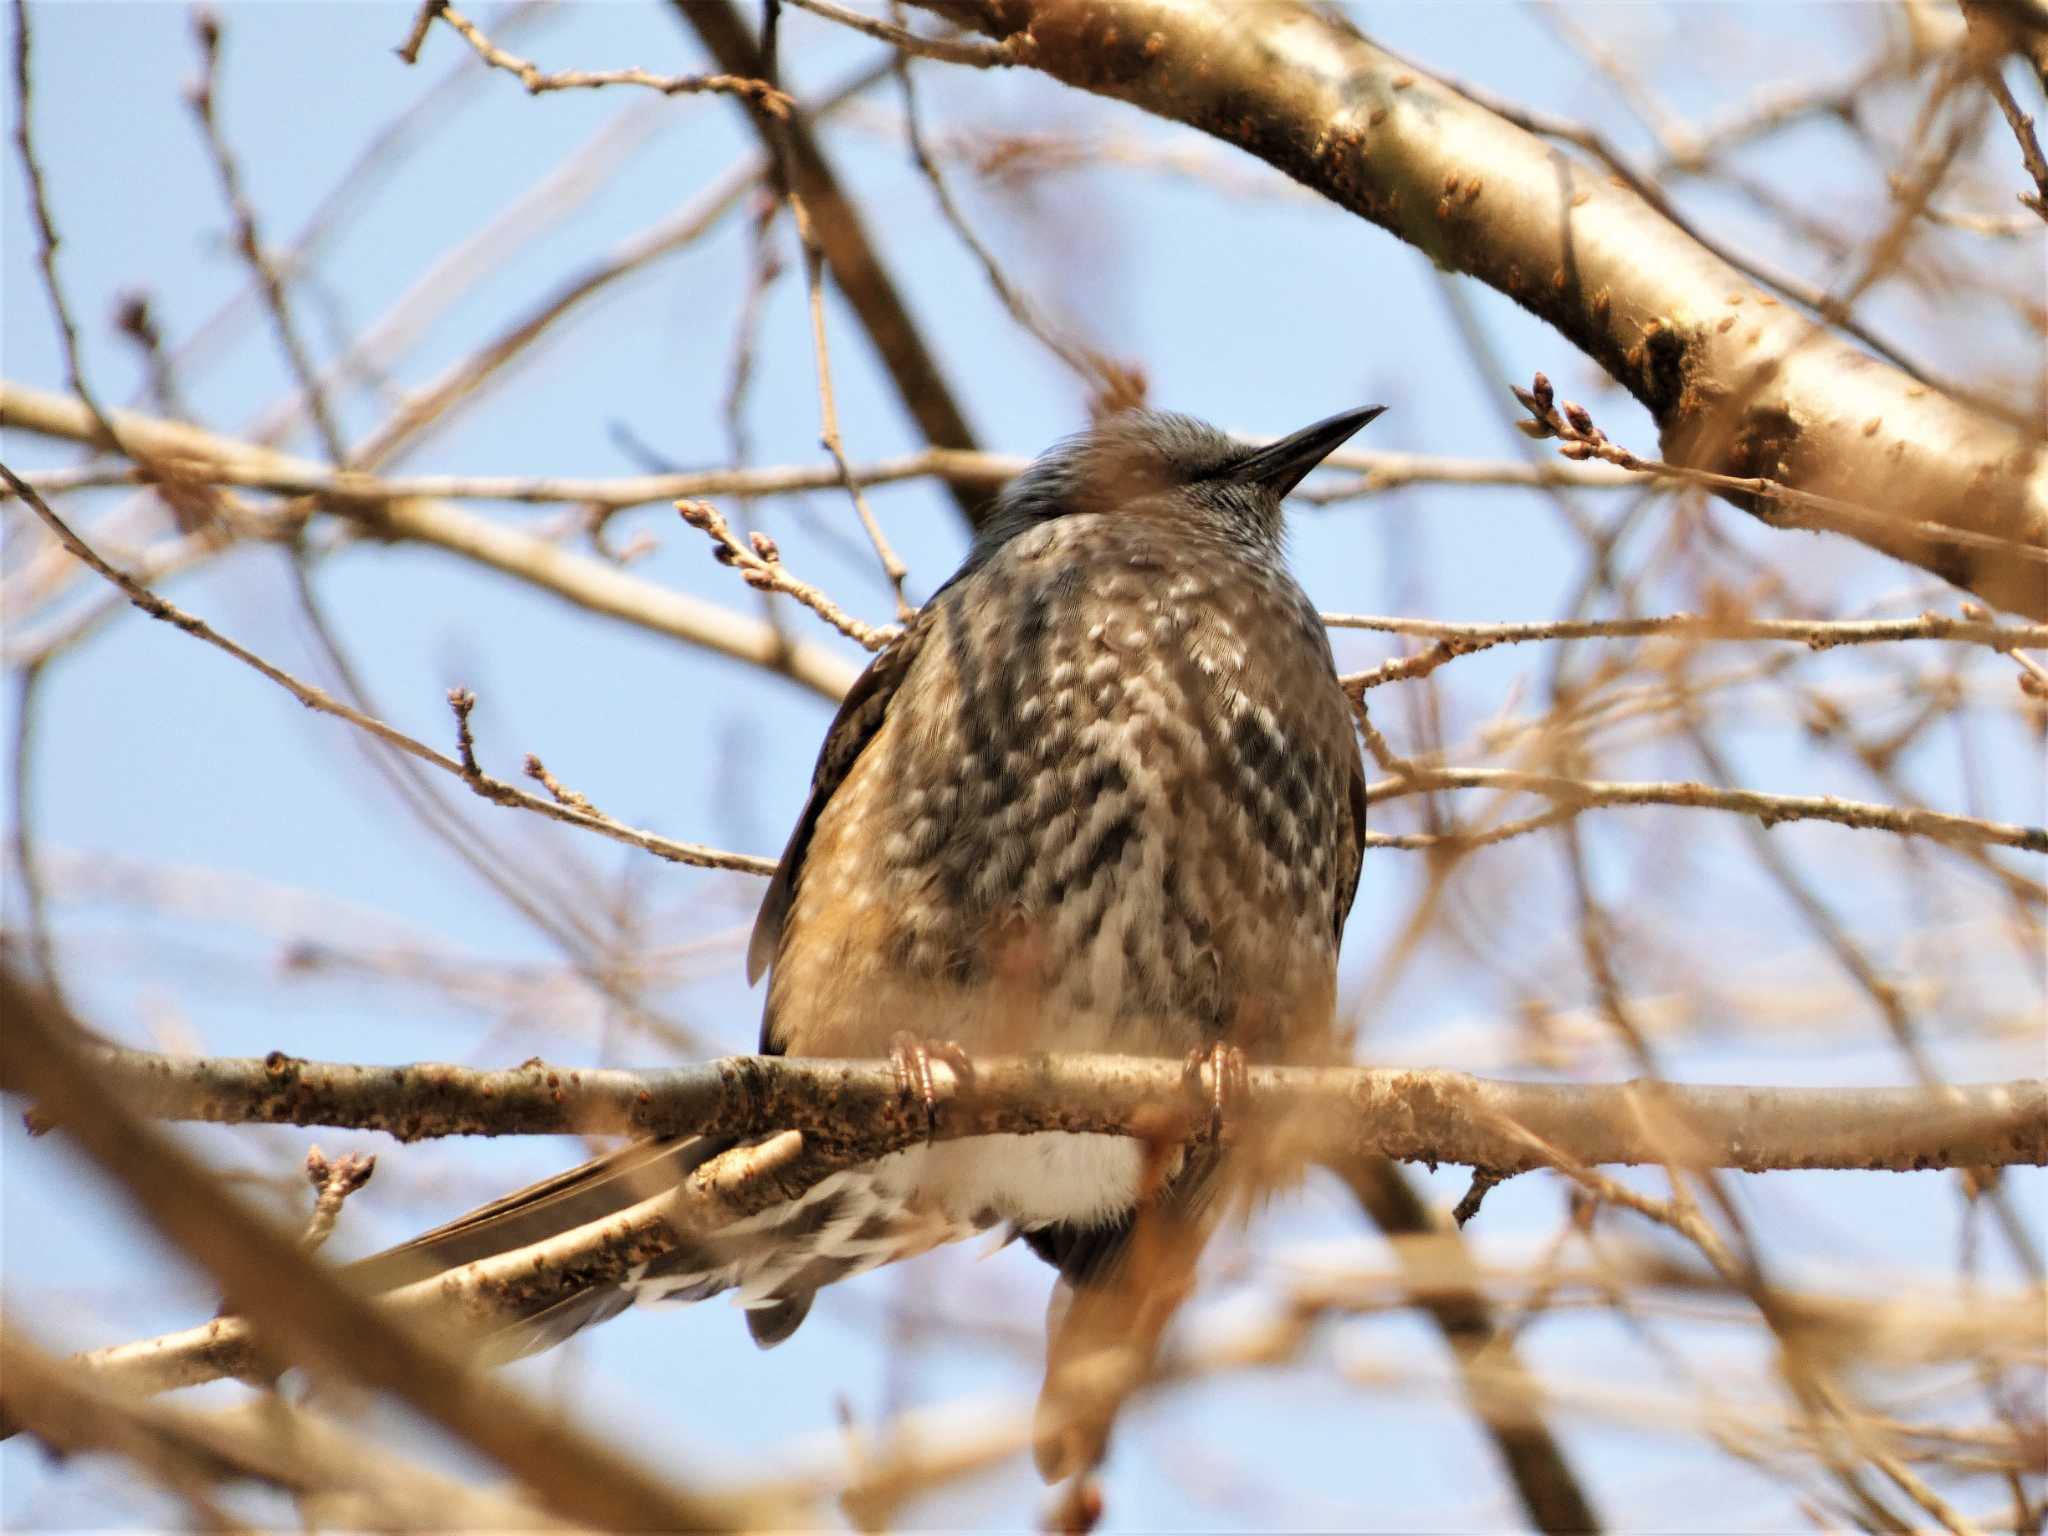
xmin=1234 ymin=405 xmax=1387 ymax=497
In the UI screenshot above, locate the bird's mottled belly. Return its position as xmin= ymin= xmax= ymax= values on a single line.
xmin=763 ymin=517 xmax=1352 ymax=1231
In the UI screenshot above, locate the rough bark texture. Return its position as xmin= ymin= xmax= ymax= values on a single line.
xmin=34 ymin=1040 xmax=2048 ymax=1175
xmin=922 ymin=0 xmax=2048 ymax=618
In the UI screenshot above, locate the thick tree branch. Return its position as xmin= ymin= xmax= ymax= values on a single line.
xmin=20 ymin=1032 xmax=2045 ymax=1413
xmin=26 ymin=1038 xmax=2045 ymax=1174
xmin=11 ymin=967 xmax=2040 ymax=1447
xmin=913 ymin=0 xmax=2048 ymax=618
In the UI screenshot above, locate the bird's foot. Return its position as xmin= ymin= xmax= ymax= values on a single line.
xmin=889 ymin=1031 xmax=974 ymax=1142
xmin=1182 ymin=1041 xmax=1249 ymax=1146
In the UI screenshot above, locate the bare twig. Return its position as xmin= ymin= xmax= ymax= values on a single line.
xmin=677 ymin=497 xmax=899 ymax=649
xmin=1365 ymin=762 xmax=2047 ymax=855
xmin=1510 ymin=371 xmax=2048 ymax=569
xmin=786 ymin=0 xmax=1027 ymax=68
xmin=299 ymin=1146 xmax=375 ymax=1252
xmin=773 ymin=129 xmax=917 ymax=615
xmin=393 ymin=0 xmax=443 ymax=65
xmin=1970 ymin=33 xmax=2048 ymax=220
xmin=0 ymin=462 xmax=776 ymax=875
xmin=1962 ymin=599 xmax=2048 ymax=697
xmin=0 ymin=441 xmax=1025 ymax=510
xmin=186 ymin=10 xmax=347 ymax=463
xmin=445 ymin=687 xmax=481 ymax=775
xmin=8 ymin=0 xmax=121 ymax=453
xmin=892 ymin=27 xmax=1139 ymax=405
xmin=426 ymin=1 xmax=791 ymax=113
xmin=7 ymin=663 xmax=63 ymax=1007
xmin=680 ymin=0 xmax=992 ymax=533
xmin=1335 ymin=608 xmax=2048 ymax=689
xmin=4 ymin=441 xmax=1675 ymax=510
xmin=523 ymin=753 xmax=596 ymax=815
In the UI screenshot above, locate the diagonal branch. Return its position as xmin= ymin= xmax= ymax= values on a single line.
xmin=0 ymin=461 xmax=777 ymax=875
xmin=908 ymin=0 xmax=2048 ymax=618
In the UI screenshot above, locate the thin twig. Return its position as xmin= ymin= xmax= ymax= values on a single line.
xmin=1364 ymin=763 xmax=2047 ymax=855
xmin=429 ymin=2 xmax=791 ymax=113
xmin=1972 ymin=40 xmax=2048 ymax=220
xmin=0 ymin=443 xmax=1025 ymax=510
xmin=9 ymin=0 xmax=123 ymax=452
xmin=892 ymin=26 xmax=1138 ymax=405
xmin=1962 ymin=600 xmax=2048 ymax=698
xmin=446 ymin=687 xmax=481 ymax=775
xmin=1 ymin=443 xmax=1679 ymax=510
xmin=186 ymin=9 xmax=348 ymax=464
xmin=1509 ymin=371 xmax=2048 ymax=568
xmin=0 ymin=462 xmax=775 ymax=876
xmin=1335 ymin=609 xmax=2048 ymax=689
xmin=0 ymin=382 xmax=861 ymax=699
xmin=680 ymin=0 xmax=993 ymax=534
xmin=522 ymin=754 xmax=596 ymax=815
xmin=677 ymin=498 xmax=899 ymax=650
xmin=763 ymin=71 xmax=915 ymax=615
xmin=1327 ymin=610 xmax=2048 ymax=652
xmin=785 ymin=0 xmax=1027 ymax=69
xmin=7 ymin=662 xmax=63 ymax=1007
xmin=393 ymin=0 xmax=444 ymax=64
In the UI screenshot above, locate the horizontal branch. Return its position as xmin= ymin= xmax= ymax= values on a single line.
xmin=0 ymin=444 xmax=1025 ymax=510
xmin=0 ymin=434 xmax=1655 ymax=512
xmin=34 ymin=1041 xmax=2047 ymax=1174
xmin=0 ymin=382 xmax=858 ymax=701
xmin=1363 ymin=765 xmax=2048 ymax=854
xmin=1327 ymin=609 xmax=2048 ymax=652
xmin=1334 ymin=608 xmax=2048 ymax=689
xmin=16 ymin=1009 xmax=2042 ymax=1413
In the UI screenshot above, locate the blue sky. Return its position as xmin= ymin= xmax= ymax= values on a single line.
xmin=3 ymin=3 xmax=2042 ymax=1529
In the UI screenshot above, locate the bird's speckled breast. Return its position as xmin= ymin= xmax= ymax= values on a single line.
xmin=768 ymin=510 xmax=1361 ymax=1072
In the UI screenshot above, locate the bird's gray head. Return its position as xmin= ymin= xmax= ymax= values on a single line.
xmin=972 ymin=406 xmax=1385 ymax=561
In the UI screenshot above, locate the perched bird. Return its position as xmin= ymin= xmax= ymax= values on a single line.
xmin=353 ymin=406 xmax=1378 ymax=1416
